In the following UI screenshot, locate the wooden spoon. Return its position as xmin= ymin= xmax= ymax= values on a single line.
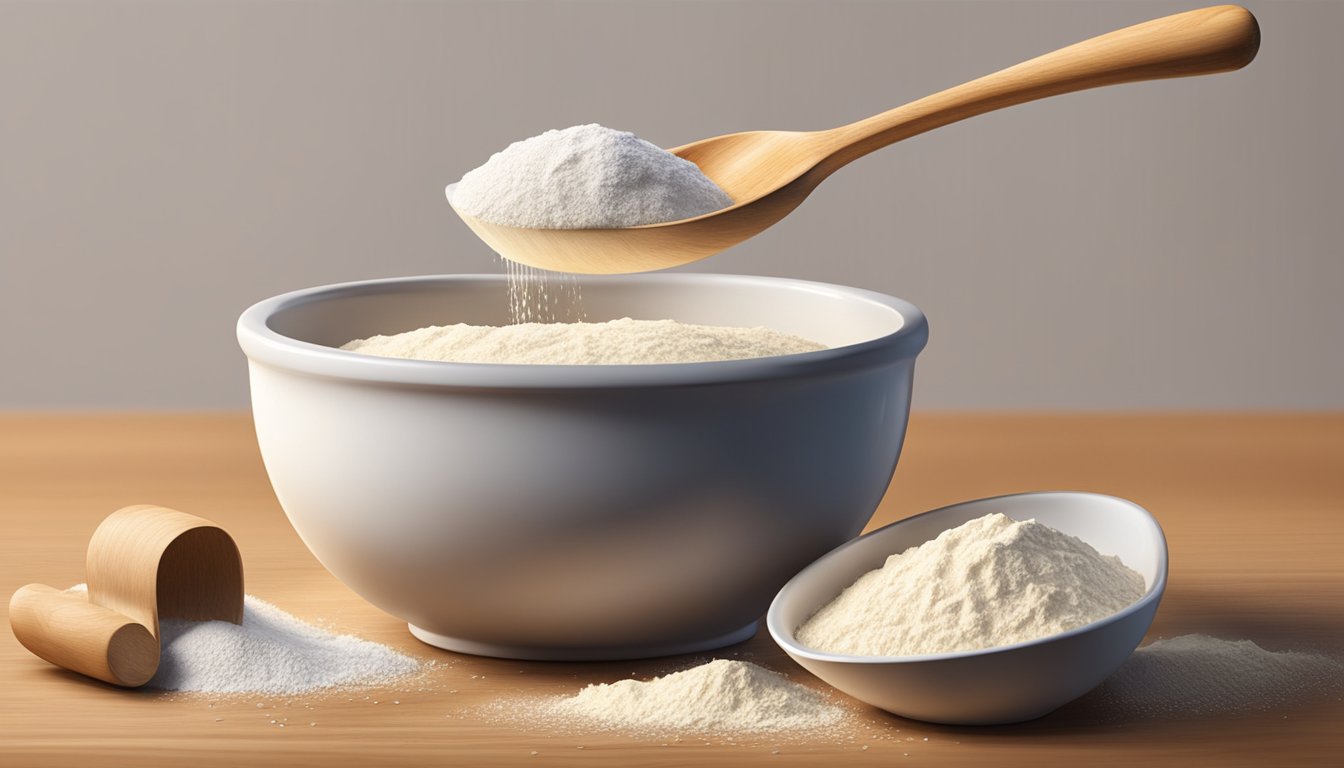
xmin=448 ymin=4 xmax=1258 ymax=274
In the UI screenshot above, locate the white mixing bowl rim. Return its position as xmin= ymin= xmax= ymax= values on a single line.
xmin=766 ymin=490 xmax=1169 ymax=665
xmin=237 ymin=273 xmax=929 ymax=389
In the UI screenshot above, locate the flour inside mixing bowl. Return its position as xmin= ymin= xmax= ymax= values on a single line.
xmin=341 ymin=317 xmax=825 ymax=365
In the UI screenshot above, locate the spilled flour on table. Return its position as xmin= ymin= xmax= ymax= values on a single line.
xmin=67 ymin=585 xmax=420 ymax=694
xmin=488 ymin=659 xmax=850 ymax=739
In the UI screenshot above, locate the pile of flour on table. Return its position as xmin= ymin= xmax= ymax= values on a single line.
xmin=69 ymin=585 xmax=419 ymax=694
xmin=542 ymin=659 xmax=844 ymax=735
xmin=450 ymin=124 xmax=732 ymax=229
xmin=342 ymin=317 xmax=824 ymax=365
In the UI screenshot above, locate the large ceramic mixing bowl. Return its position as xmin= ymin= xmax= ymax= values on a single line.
xmin=236 ymin=273 xmax=927 ymax=660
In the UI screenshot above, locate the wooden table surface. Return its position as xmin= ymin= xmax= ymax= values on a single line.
xmin=2 ymin=412 xmax=1340 ymax=766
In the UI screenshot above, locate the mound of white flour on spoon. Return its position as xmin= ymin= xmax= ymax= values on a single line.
xmin=450 ymin=123 xmax=732 ymax=229
xmin=342 ymin=318 xmax=825 ymax=365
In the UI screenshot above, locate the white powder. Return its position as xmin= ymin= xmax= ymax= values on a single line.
xmin=341 ymin=317 xmax=825 ymax=365
xmin=451 ymin=124 xmax=733 ymax=229
xmin=501 ymin=260 xmax=585 ymax=325
xmin=543 ymin=659 xmax=845 ymax=735
xmin=796 ymin=513 xmax=1147 ymax=656
xmin=68 ymin=585 xmax=420 ymax=695
xmin=1081 ymin=634 xmax=1344 ymax=719
xmin=151 ymin=596 xmax=420 ymax=694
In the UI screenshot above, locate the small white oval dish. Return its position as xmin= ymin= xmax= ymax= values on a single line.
xmin=767 ymin=491 xmax=1167 ymax=725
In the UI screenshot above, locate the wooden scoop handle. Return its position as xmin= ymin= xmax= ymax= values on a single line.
xmin=824 ymin=5 xmax=1260 ymax=166
xmin=9 ymin=584 xmax=159 ymax=687
xmin=8 ymin=505 xmax=243 ymax=688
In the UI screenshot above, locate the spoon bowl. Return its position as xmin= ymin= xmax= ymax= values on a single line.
xmin=767 ymin=491 xmax=1168 ymax=725
xmin=448 ymin=164 xmax=816 ymax=274
xmin=448 ymin=5 xmax=1258 ymax=274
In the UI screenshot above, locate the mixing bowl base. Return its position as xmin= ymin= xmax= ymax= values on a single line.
xmin=407 ymin=621 xmax=760 ymax=661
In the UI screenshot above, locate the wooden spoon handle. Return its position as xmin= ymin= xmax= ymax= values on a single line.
xmin=821 ymin=5 xmax=1259 ymax=167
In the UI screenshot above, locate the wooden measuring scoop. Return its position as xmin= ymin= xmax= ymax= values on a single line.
xmin=9 ymin=505 xmax=244 ymax=687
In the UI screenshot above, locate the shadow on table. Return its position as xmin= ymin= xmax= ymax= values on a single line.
xmin=32 ymin=665 xmax=164 ymax=697
xmin=909 ymin=584 xmax=1344 ymax=739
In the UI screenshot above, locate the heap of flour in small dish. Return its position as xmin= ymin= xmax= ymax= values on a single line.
xmin=342 ymin=318 xmax=824 ymax=365
xmin=797 ymin=513 xmax=1147 ymax=656
xmin=450 ymin=123 xmax=732 ymax=229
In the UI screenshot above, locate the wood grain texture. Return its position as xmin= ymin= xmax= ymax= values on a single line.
xmin=824 ymin=4 xmax=1259 ymax=165
xmin=86 ymin=505 xmax=245 ymax=634
xmin=457 ymin=5 xmax=1259 ymax=274
xmin=1 ymin=412 xmax=1340 ymax=766
xmin=8 ymin=584 xmax=159 ymax=687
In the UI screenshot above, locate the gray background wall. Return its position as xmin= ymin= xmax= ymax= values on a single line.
xmin=2 ymin=0 xmax=1339 ymax=409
